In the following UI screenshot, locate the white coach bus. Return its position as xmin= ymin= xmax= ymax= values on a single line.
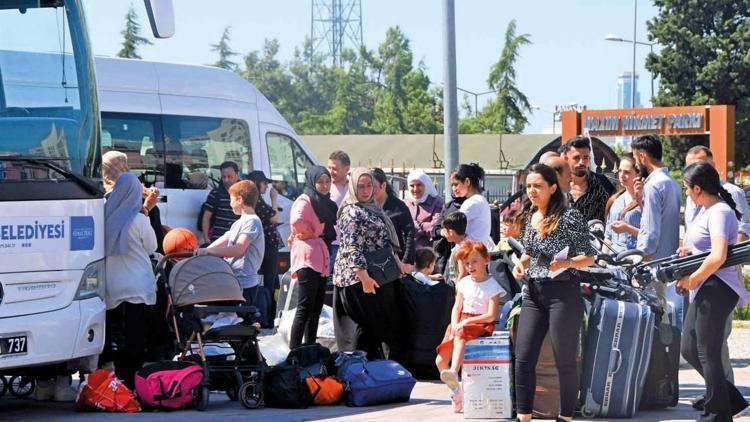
xmin=0 ymin=0 xmax=172 ymax=378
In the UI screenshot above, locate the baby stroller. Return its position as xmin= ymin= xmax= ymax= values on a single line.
xmin=155 ymin=253 xmax=266 ymax=409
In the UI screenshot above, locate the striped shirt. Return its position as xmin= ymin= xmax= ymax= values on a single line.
xmin=203 ymin=186 xmax=239 ymax=242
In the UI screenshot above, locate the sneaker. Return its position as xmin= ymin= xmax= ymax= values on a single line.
xmin=691 ymin=395 xmax=706 ymax=411
xmin=33 ymin=380 xmax=54 ymax=401
xmin=451 ymin=383 xmax=463 ymax=413
xmin=53 ymin=382 xmax=77 ymax=402
xmin=440 ymin=369 xmax=460 ymax=392
xmin=734 ymin=404 xmax=750 ymax=419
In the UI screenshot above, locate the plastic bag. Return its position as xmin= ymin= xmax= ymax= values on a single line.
xmin=277 ymin=305 xmax=337 ymax=352
xmin=76 ymin=369 xmax=140 ymax=413
xmin=258 ymin=333 xmax=290 ymax=366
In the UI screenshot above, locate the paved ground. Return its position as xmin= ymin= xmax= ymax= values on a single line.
xmin=3 ymin=328 xmax=750 ymax=421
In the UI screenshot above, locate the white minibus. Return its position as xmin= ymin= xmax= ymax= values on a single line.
xmin=95 ymin=56 xmax=320 ymax=271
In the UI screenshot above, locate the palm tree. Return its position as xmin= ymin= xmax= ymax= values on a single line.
xmin=479 ymin=20 xmax=532 ymax=133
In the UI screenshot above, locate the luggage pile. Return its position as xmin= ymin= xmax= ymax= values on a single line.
xmin=495 ymin=268 xmax=682 ymax=419
xmin=263 ymin=343 xmax=417 ymax=408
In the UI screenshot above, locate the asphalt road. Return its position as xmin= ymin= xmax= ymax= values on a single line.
xmin=4 ymin=327 xmax=750 ymax=421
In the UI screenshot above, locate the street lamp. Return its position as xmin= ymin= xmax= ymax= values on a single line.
xmin=604 ymin=34 xmax=656 ymax=101
xmin=531 ymin=105 xmax=561 ymax=134
xmin=456 ymin=87 xmax=496 ymax=117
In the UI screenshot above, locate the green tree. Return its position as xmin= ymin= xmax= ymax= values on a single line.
xmin=211 ymin=27 xmax=238 ymax=70
xmin=241 ymin=39 xmax=295 ymax=119
xmin=286 ymin=40 xmax=340 ymax=133
xmin=116 ymin=5 xmax=152 ymax=59
xmin=647 ymin=0 xmax=750 ymax=167
xmin=368 ymin=27 xmax=440 ymax=134
xmin=478 ymin=19 xmax=532 ymax=133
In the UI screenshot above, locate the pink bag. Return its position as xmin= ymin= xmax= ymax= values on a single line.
xmin=135 ymin=361 xmax=204 ymax=410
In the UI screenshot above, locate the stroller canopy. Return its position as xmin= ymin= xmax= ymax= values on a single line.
xmin=169 ymin=256 xmax=244 ymax=307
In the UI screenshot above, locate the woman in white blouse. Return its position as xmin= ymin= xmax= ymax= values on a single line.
xmin=450 ymin=163 xmax=494 ymax=249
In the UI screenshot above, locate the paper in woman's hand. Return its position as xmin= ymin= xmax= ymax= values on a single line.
xmin=549 ymin=246 xmax=570 ymax=279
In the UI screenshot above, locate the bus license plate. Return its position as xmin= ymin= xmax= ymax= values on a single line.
xmin=0 ymin=336 xmax=27 ymax=356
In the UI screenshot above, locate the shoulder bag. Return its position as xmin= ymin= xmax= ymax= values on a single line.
xmin=364 ymin=246 xmax=401 ymax=286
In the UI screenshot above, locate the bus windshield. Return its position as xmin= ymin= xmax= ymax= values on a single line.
xmin=0 ymin=0 xmax=98 ymax=189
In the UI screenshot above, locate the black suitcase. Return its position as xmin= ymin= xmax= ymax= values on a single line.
xmin=639 ymin=323 xmax=680 ymax=409
xmin=399 ymin=275 xmax=454 ymax=379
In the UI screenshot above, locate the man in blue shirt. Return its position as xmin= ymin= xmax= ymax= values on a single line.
xmin=632 ymin=135 xmax=681 ymax=320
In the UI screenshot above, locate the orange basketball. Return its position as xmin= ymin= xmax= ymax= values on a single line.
xmin=163 ymin=227 xmax=198 ymax=255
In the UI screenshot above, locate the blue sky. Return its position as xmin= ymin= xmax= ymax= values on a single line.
xmin=83 ymin=0 xmax=659 ymax=134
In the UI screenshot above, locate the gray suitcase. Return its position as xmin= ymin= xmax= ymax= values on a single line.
xmin=580 ymin=294 xmax=655 ymax=418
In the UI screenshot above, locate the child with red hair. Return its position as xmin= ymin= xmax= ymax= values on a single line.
xmin=435 ymin=241 xmax=506 ymax=412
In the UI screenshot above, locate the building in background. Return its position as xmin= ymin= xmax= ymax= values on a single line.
xmin=616 ymin=72 xmax=641 ymax=148
xmin=617 ymin=72 xmax=641 ymax=109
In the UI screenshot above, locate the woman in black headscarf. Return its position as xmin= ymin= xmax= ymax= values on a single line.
xmin=287 ymin=166 xmax=338 ymax=348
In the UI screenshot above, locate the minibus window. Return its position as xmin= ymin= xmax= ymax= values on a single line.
xmin=162 ymin=116 xmax=251 ymax=190
xmin=266 ymin=132 xmax=314 ymax=199
xmin=101 ymin=112 xmax=164 ymax=187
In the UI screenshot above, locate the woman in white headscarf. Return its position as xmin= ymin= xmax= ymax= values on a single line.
xmin=406 ymin=169 xmax=444 ymax=248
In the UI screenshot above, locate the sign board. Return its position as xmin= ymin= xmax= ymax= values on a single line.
xmin=581 ymin=106 xmax=708 ymax=137
xmin=0 ymin=216 xmax=95 ymax=254
xmin=561 ymin=105 xmax=735 ymax=180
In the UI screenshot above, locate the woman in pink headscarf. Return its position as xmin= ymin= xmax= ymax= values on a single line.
xmin=405 ymin=169 xmax=444 ymax=248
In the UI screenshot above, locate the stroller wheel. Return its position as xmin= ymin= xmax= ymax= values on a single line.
xmin=193 ymin=384 xmax=210 ymax=411
xmin=239 ymin=381 xmax=263 ymax=409
xmin=9 ymin=376 xmax=35 ymax=398
xmin=225 ymin=385 xmax=238 ymax=401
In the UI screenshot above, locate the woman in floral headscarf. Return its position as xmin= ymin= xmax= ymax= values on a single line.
xmin=333 ymin=168 xmax=405 ymax=361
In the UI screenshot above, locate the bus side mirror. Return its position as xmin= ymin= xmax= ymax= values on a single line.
xmin=144 ymin=0 xmax=175 ymax=38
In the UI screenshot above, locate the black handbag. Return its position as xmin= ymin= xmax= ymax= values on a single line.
xmin=364 ymin=246 xmax=401 ymax=285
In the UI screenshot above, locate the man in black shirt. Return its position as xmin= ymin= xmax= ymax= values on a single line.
xmin=201 ymin=161 xmax=241 ymax=244
xmin=561 ymin=136 xmax=614 ymax=223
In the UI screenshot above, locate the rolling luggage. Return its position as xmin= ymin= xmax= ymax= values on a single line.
xmin=274 ymin=270 xmax=334 ymax=329
xmin=505 ymin=293 xmax=584 ymax=420
xmin=639 ymin=323 xmax=680 ymax=409
xmin=398 ymin=275 xmax=454 ymax=379
xmin=580 ymin=294 xmax=655 ymax=419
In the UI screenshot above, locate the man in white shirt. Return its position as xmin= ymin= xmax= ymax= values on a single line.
xmin=327 ymin=150 xmax=351 ymax=270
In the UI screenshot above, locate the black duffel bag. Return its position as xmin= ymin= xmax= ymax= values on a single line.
xmin=264 ymin=343 xmax=334 ymax=408
xmin=264 ymin=362 xmax=314 ymax=408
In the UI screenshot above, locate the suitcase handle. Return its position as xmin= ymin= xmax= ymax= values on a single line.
xmin=608 ymin=348 xmax=622 ymax=374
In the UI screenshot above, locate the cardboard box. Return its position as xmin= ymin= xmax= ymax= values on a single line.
xmin=463 ymin=331 xmax=513 ymax=419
